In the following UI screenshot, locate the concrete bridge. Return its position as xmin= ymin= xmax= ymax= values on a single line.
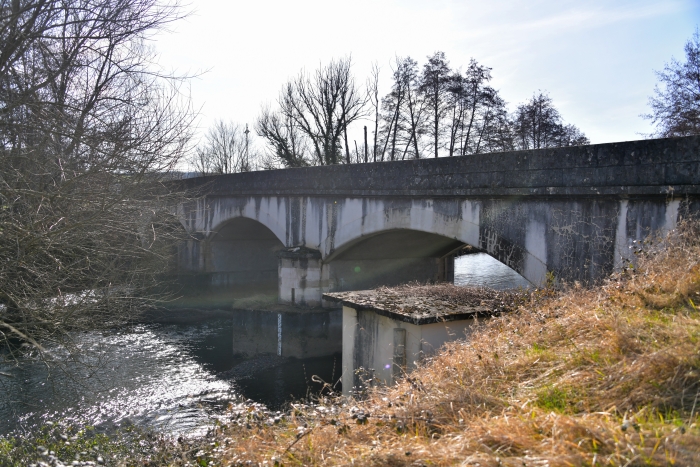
xmin=175 ymin=136 xmax=700 ymax=307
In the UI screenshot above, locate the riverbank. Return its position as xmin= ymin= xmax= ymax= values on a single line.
xmin=3 ymin=220 xmax=700 ymax=466
xmin=201 ymin=219 xmax=700 ymax=466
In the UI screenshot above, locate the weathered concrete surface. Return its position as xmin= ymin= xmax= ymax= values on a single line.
xmin=179 ymin=136 xmax=700 ymax=197
xmin=326 ymin=285 xmax=522 ymax=394
xmin=339 ymin=306 xmax=475 ymax=395
xmin=326 ymin=288 xmax=492 ymax=396
xmin=174 ymin=136 xmax=700 ymax=305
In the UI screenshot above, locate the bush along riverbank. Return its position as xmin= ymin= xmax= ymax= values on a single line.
xmin=3 ymin=219 xmax=700 ymax=466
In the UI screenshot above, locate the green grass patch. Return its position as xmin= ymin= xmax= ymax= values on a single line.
xmin=535 ymin=386 xmax=579 ymax=413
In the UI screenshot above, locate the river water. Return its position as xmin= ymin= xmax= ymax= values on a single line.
xmin=0 ymin=253 xmax=529 ymax=437
xmin=454 ymin=252 xmax=532 ymax=290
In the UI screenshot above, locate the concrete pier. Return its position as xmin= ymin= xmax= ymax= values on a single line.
xmin=324 ymin=287 xmax=514 ymax=396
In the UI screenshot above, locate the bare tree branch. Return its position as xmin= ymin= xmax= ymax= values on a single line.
xmin=644 ymin=28 xmax=700 ymax=137
xmin=0 ymin=0 xmax=195 ymax=372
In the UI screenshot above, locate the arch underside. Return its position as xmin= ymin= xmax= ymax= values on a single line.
xmin=325 ymin=229 xmax=465 ymax=292
xmin=205 ymin=217 xmax=284 ymax=300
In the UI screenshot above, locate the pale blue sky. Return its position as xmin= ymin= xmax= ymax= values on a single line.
xmin=154 ymin=0 xmax=700 ymax=150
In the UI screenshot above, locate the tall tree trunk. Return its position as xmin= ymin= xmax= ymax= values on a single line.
xmin=433 ymin=88 xmax=439 ymax=158
xmin=343 ymin=115 xmax=350 ymax=164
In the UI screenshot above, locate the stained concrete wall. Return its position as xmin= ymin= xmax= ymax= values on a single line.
xmin=178 ymin=195 xmax=689 ymax=288
xmin=341 ymin=305 xmax=476 ymax=396
xmin=174 ymin=136 xmax=700 ymax=302
xmin=278 ymin=250 xmax=326 ymax=306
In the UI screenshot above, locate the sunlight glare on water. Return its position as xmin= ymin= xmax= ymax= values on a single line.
xmin=1 ymin=255 xmax=528 ymax=437
xmin=454 ymin=253 xmax=532 ymax=290
xmin=0 ymin=318 xmax=340 ymax=437
xmin=0 ymin=322 xmax=237 ymax=437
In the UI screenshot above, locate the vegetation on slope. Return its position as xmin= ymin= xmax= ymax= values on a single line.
xmin=3 ymin=220 xmax=699 ymax=466
xmin=212 ymin=219 xmax=700 ymax=466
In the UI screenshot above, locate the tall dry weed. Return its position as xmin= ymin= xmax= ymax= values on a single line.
xmin=214 ymin=219 xmax=700 ymax=466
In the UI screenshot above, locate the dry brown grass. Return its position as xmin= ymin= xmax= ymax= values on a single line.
xmin=210 ymin=220 xmax=700 ymax=467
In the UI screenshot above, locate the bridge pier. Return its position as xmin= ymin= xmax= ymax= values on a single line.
xmin=438 ymin=254 xmax=456 ymax=283
xmin=278 ymin=247 xmax=327 ymax=307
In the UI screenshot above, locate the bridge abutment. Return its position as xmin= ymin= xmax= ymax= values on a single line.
xmin=278 ymin=248 xmax=327 ymax=307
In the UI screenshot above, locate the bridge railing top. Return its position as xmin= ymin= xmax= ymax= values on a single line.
xmin=175 ymin=136 xmax=700 ymax=197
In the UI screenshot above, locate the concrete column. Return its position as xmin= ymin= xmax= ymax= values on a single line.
xmin=278 ymin=247 xmax=327 ymax=306
xmin=437 ymin=254 xmax=455 ymax=283
xmin=342 ymin=305 xmax=358 ymax=397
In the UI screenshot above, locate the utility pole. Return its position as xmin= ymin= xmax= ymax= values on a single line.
xmin=244 ymin=123 xmax=250 ymax=171
xmin=364 ymin=126 xmax=368 ymax=163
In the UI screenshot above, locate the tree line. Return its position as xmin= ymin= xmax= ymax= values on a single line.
xmin=192 ymin=52 xmax=590 ymax=174
xmin=193 ymin=27 xmax=700 ymax=175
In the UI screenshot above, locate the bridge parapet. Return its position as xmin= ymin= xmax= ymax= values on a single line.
xmin=178 ymin=136 xmax=700 ymax=198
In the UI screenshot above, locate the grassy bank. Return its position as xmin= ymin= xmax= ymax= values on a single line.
xmin=211 ymin=221 xmax=700 ymax=466
xmin=3 ymin=221 xmax=700 ymax=466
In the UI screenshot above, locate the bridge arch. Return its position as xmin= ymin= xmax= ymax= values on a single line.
xmin=320 ymin=201 xmax=548 ymax=286
xmin=205 ymin=196 xmax=288 ymax=247
xmin=323 ymin=228 xmax=464 ymax=291
xmin=321 ymin=201 xmax=477 ymax=257
xmin=204 ymin=216 xmax=284 ymax=298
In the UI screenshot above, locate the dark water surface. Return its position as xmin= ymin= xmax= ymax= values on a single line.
xmin=0 ymin=319 xmax=340 ymax=437
xmin=0 ymin=254 xmax=527 ymax=437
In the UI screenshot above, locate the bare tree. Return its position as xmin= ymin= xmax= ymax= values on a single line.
xmin=367 ymin=62 xmax=381 ymax=162
xmin=275 ymin=57 xmax=367 ymax=166
xmin=0 ymin=0 xmax=194 ymax=370
xmin=419 ymin=51 xmax=452 ymax=158
xmin=477 ymin=93 xmax=514 ymax=153
xmin=378 ymin=56 xmax=424 ymax=161
xmin=644 ymin=28 xmax=700 ymax=137
xmin=190 ymin=120 xmax=251 ymax=175
xmin=338 ymin=59 xmax=368 ymax=163
xmin=512 ymin=92 xmax=589 ymax=149
xmin=256 ymin=106 xmax=310 ymax=168
xmin=401 ymin=57 xmax=426 ymax=160
xmin=378 ymin=58 xmax=407 ymax=161
xmin=445 ymin=59 xmax=497 ymax=156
